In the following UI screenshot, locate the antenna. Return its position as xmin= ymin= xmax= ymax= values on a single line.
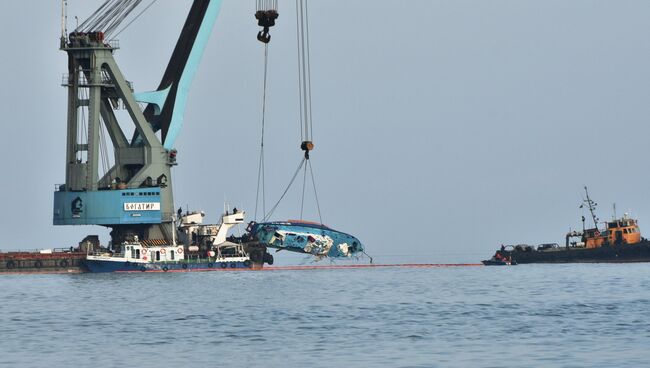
xmin=65 ymin=1 xmax=68 ymax=34
xmin=60 ymin=0 xmax=69 ymax=48
xmin=223 ymin=193 xmax=227 ymax=215
xmin=613 ymin=203 xmax=617 ymax=221
xmin=60 ymin=0 xmax=65 ymax=38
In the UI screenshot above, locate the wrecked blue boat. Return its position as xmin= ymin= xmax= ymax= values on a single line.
xmin=247 ymin=221 xmax=364 ymax=258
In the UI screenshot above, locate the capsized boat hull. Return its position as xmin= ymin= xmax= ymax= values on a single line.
xmin=247 ymin=221 xmax=364 ymax=258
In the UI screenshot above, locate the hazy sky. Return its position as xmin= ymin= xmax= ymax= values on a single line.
xmin=2 ymin=1 xmax=650 ymax=263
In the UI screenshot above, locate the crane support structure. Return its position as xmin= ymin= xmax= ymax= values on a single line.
xmin=53 ymin=0 xmax=222 ymax=246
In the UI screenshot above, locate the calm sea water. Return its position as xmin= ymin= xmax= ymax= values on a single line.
xmin=1 ymin=264 xmax=649 ymax=368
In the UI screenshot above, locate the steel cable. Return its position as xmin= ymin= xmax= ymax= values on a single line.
xmin=112 ymin=0 xmax=158 ymax=38
xmin=77 ymin=0 xmax=112 ymax=31
xmin=255 ymin=44 xmax=271 ymax=221
xmin=76 ymin=0 xmax=145 ymax=38
xmin=264 ymin=158 xmax=306 ymax=222
xmin=106 ymin=0 xmax=142 ymax=36
xmin=308 ymin=159 xmax=322 ymax=224
xmin=300 ymin=159 xmax=308 ymax=219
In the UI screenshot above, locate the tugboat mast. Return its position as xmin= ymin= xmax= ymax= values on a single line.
xmin=582 ymin=186 xmax=599 ymax=231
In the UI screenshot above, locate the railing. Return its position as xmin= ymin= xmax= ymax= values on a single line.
xmin=89 ymin=251 xmax=124 ymax=258
xmin=0 ymin=250 xmax=86 ymax=261
xmin=61 ymin=71 xmax=133 ymax=91
xmin=105 ymin=39 xmax=120 ymax=49
xmin=64 ymin=38 xmax=120 ymax=50
xmin=168 ymin=256 xmax=246 ymax=264
xmin=0 ymin=247 xmax=82 ymax=254
xmin=217 ymin=253 xmax=248 ymax=259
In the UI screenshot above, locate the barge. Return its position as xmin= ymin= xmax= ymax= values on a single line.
xmin=0 ymin=249 xmax=87 ymax=274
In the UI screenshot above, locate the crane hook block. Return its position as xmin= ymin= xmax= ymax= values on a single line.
xmin=255 ymin=10 xmax=279 ymax=43
xmin=255 ymin=10 xmax=279 ymax=28
xmin=301 ymin=141 xmax=314 ymax=151
xmin=301 ymin=141 xmax=314 ymax=160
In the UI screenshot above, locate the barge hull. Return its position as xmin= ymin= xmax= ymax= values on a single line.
xmin=86 ymin=259 xmax=257 ymax=273
xmin=0 ymin=252 xmax=87 ymax=274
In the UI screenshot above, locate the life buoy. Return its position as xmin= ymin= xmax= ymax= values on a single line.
xmin=177 ymin=247 xmax=184 ymax=254
xmin=142 ymin=255 xmax=148 ymax=261
xmin=59 ymin=259 xmax=69 ymax=267
xmin=6 ymin=260 xmax=16 ymax=269
xmin=160 ymin=249 xmax=166 ymax=255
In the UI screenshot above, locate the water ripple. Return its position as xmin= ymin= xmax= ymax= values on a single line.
xmin=0 ymin=264 xmax=649 ymax=367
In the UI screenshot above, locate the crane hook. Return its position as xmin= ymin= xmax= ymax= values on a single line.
xmin=257 ymin=29 xmax=271 ymax=44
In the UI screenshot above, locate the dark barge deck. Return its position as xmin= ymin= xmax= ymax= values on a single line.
xmin=0 ymin=250 xmax=87 ymax=274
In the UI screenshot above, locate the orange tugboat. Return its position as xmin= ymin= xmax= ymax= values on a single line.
xmin=487 ymin=187 xmax=650 ymax=264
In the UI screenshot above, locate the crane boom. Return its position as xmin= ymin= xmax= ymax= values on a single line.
xmin=136 ymin=0 xmax=223 ymax=149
